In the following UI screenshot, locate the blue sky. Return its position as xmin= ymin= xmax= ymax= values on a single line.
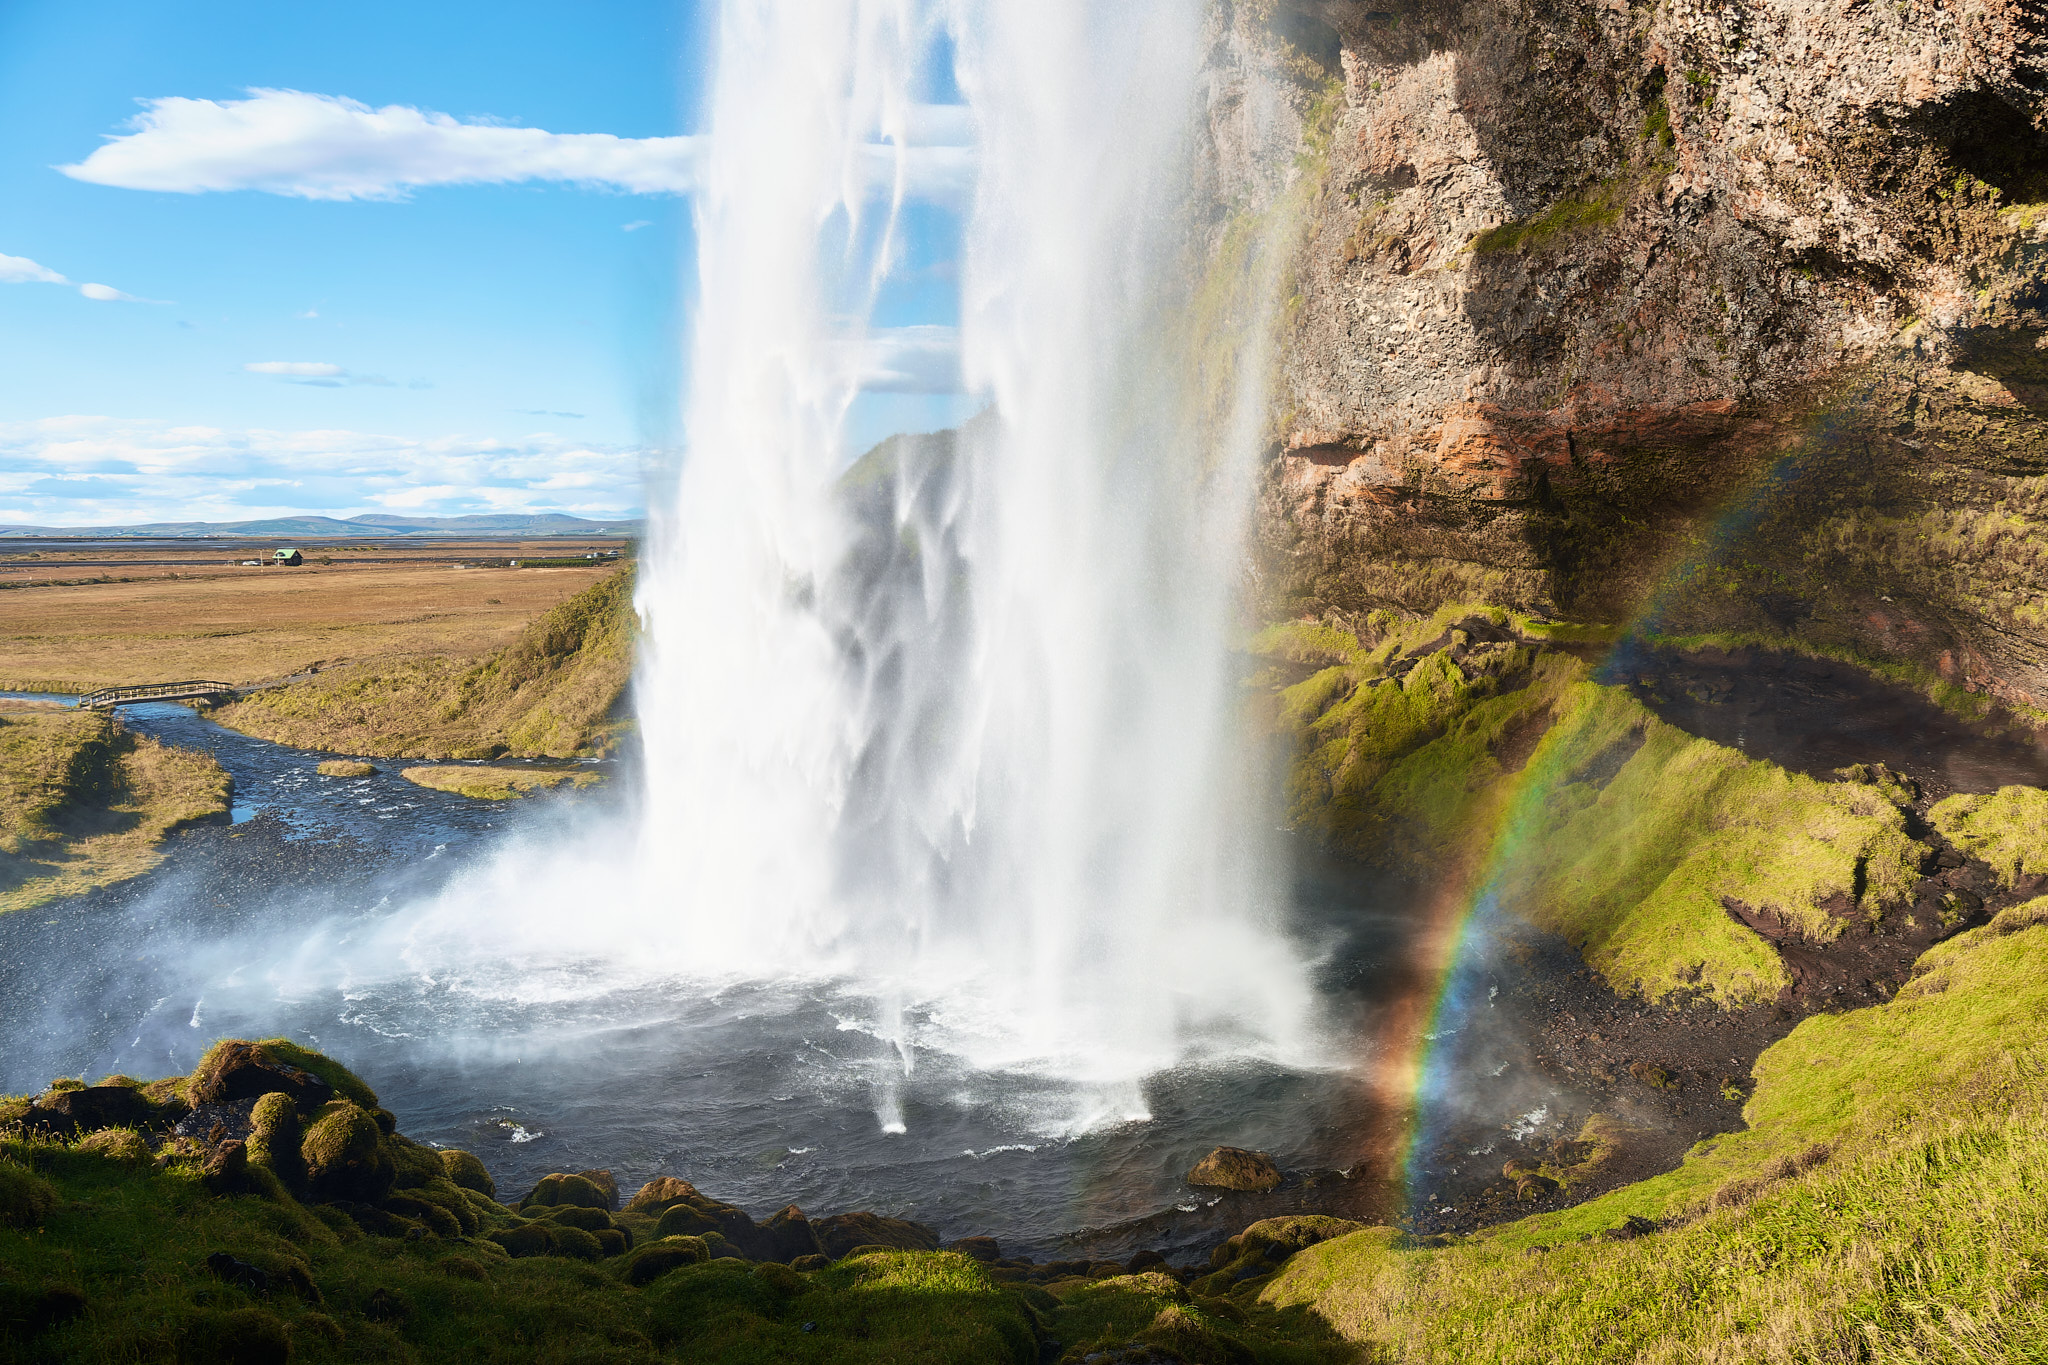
xmin=0 ymin=0 xmax=972 ymax=526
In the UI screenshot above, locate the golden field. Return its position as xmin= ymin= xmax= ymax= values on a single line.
xmin=0 ymin=560 xmax=613 ymax=694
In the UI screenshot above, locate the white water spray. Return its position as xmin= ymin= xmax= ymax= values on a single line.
xmin=628 ymin=0 xmax=1316 ymax=1102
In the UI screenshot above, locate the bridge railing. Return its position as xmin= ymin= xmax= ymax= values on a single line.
xmin=77 ymin=680 xmax=236 ymax=710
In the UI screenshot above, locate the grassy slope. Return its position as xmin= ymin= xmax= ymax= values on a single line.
xmin=1260 ymin=901 xmax=2048 ymax=1363
xmin=1265 ymin=608 xmax=1923 ymax=1004
xmin=0 ymin=705 xmax=231 ymax=914
xmin=213 ymin=568 xmax=635 ymax=760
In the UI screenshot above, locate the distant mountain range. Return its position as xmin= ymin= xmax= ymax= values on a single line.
xmin=0 ymin=512 xmax=642 ymax=539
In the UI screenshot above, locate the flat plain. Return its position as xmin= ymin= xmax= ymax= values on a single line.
xmin=0 ymin=545 xmax=614 ymax=693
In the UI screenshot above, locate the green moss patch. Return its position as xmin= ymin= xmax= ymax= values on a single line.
xmin=1260 ymin=919 xmax=2048 ymax=1360
xmin=1931 ymin=786 xmax=2048 ymax=888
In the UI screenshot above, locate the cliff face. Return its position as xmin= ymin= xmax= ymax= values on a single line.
xmin=1247 ymin=0 xmax=2048 ymax=709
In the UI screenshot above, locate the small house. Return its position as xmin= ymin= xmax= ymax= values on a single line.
xmin=273 ymin=547 xmax=303 ymax=566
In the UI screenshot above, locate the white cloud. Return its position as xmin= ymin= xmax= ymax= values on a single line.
xmin=297 ymin=308 xmax=319 ymax=319
xmin=246 ymin=361 xmax=344 ymax=377
xmin=841 ymin=325 xmax=963 ymax=394
xmin=0 ymin=415 xmax=644 ymax=526
xmin=79 ymin=282 xmax=154 ymax=303
xmin=60 ymin=88 xmax=973 ymax=203
xmin=621 ymin=219 xmax=652 ymax=232
xmin=243 ymin=360 xmax=400 ymax=388
xmin=0 ymin=252 xmax=154 ymax=302
xmin=0 ymin=252 xmax=67 ymax=285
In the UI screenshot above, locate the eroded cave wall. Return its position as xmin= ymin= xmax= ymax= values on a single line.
xmin=1248 ymin=0 xmax=2048 ymax=709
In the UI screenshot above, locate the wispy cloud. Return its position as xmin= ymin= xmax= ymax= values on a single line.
xmin=516 ymin=409 xmax=586 ymax=419
xmin=0 ymin=415 xmax=644 ymax=525
xmin=60 ymin=88 xmax=973 ymax=204
xmin=841 ymin=325 xmax=963 ymax=394
xmin=0 ymin=249 xmax=156 ymax=302
xmin=621 ymin=220 xmax=652 ymax=232
xmin=0 ymin=252 xmax=67 ymax=285
xmin=244 ymin=360 xmax=397 ymax=388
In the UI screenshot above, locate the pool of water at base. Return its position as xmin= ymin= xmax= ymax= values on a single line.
xmin=0 ymin=695 xmax=1444 ymax=1260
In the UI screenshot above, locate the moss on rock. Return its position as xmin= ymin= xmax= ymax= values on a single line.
xmin=299 ymin=1100 xmax=390 ymax=1204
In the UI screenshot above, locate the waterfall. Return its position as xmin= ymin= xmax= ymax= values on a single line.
xmin=631 ymin=0 xmax=1317 ymax=1112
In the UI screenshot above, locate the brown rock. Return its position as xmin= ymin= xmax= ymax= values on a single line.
xmin=813 ymin=1211 xmax=941 ymax=1260
xmin=625 ymin=1175 xmax=703 ymax=1214
xmin=25 ymin=1083 xmax=155 ymax=1135
xmin=1186 ymin=1146 xmax=1282 ymax=1192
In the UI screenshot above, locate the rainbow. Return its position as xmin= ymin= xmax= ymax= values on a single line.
xmin=1371 ymin=421 xmax=1849 ymax=1216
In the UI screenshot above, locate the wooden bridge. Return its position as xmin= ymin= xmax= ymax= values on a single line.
xmin=77 ymin=680 xmax=237 ymax=710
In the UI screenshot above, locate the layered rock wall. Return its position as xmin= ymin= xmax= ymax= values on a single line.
xmin=1244 ymin=0 xmax=2048 ymax=708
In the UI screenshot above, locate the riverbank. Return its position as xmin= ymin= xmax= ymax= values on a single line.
xmin=209 ymin=568 xmax=635 ymax=760
xmin=0 ymin=702 xmax=231 ymax=915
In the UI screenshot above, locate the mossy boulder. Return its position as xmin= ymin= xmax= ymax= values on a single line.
xmin=0 ymin=1159 xmax=57 ymax=1228
xmin=759 ymin=1204 xmax=822 ymax=1262
xmin=246 ymin=1092 xmax=305 ymax=1192
xmin=544 ymin=1204 xmax=620 ymax=1234
xmin=652 ymin=1202 xmax=721 ymax=1240
xmin=625 ymin=1175 xmax=701 ymax=1214
xmin=624 ymin=1236 xmax=708 ymax=1285
xmin=186 ymin=1038 xmax=376 ymax=1114
xmin=520 ymin=1171 xmax=613 ymax=1211
xmin=299 ymin=1099 xmax=391 ymax=1203
xmin=25 ymin=1081 xmax=157 ymax=1135
xmin=1186 ymin=1146 xmax=1283 ymax=1193
xmin=813 ymin=1210 xmax=942 ymax=1260
xmin=384 ymin=1192 xmax=462 ymax=1239
xmin=383 ymin=1133 xmax=445 ymax=1189
xmin=438 ymin=1148 xmax=495 ymax=1198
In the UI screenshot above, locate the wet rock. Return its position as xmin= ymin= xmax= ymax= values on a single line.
xmin=24 ymin=1082 xmax=158 ymax=1136
xmin=814 ymin=1211 xmax=941 ymax=1260
xmin=945 ymin=1235 xmax=1002 ymax=1262
xmin=175 ymin=1099 xmax=258 ymax=1145
xmin=1186 ymin=1146 xmax=1282 ymax=1192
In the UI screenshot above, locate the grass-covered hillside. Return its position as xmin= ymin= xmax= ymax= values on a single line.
xmin=212 ymin=568 xmax=635 ymax=760
xmin=0 ymin=701 xmax=230 ymax=915
xmin=1254 ymin=605 xmax=2024 ymax=1006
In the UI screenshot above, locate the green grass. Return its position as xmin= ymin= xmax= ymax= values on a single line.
xmin=1258 ymin=913 xmax=2048 ymax=1362
xmin=1264 ymin=613 xmax=1928 ymax=1004
xmin=1470 ymin=180 xmax=1626 ymax=256
xmin=1930 ymin=787 xmax=2048 ymax=888
xmin=0 ymin=704 xmax=231 ymax=914
xmin=214 ymin=567 xmax=636 ymax=760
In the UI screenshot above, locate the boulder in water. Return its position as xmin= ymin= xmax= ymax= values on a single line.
xmin=1186 ymin=1146 xmax=1282 ymax=1192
